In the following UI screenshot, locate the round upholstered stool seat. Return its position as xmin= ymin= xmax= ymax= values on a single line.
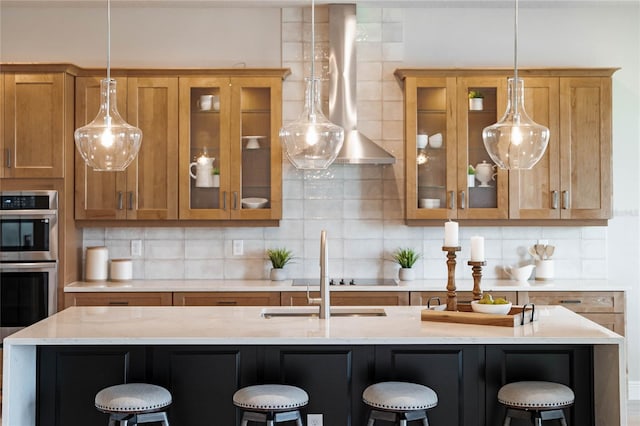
xmin=95 ymin=383 xmax=172 ymax=426
xmin=363 ymin=382 xmax=438 ymax=426
xmin=498 ymin=381 xmax=574 ymax=426
xmin=233 ymin=384 xmax=308 ymax=426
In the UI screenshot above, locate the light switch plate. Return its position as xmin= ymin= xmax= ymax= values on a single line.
xmin=131 ymin=240 xmax=142 ymax=257
xmin=307 ymin=414 xmax=323 ymax=426
xmin=232 ymin=240 xmax=244 ymax=256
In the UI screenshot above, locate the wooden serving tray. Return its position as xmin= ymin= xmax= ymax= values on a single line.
xmin=421 ymin=304 xmax=537 ymax=327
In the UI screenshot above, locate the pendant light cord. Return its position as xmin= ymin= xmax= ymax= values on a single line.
xmin=310 ymin=0 xmax=316 ymax=109
xmin=513 ymin=0 xmax=519 ymax=115
xmin=106 ymin=0 xmax=111 ymax=118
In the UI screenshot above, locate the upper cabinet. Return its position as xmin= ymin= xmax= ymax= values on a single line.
xmin=178 ymin=73 xmax=284 ymax=221
xmin=75 ymin=68 xmax=288 ymax=223
xmin=75 ymin=75 xmax=179 ymax=220
xmin=1 ymin=70 xmax=74 ymax=178
xmin=396 ymin=68 xmax=616 ymax=223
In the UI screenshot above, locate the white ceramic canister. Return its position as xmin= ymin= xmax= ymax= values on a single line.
xmin=85 ymin=246 xmax=109 ymax=281
xmin=110 ymin=259 xmax=133 ymax=282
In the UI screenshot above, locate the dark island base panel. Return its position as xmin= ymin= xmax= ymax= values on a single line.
xmin=36 ymin=344 xmax=594 ymax=426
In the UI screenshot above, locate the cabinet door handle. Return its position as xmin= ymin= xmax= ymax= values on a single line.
xmin=562 ymin=190 xmax=569 ymax=209
xmin=233 ymin=192 xmax=238 ymax=210
xmin=552 ymin=191 xmax=559 ymax=209
xmin=449 ymin=191 xmax=455 ymax=210
xmin=128 ymin=191 xmax=134 ymax=210
xmin=216 ymin=301 xmax=238 ymax=305
xmin=460 ymin=191 xmax=466 ymax=209
xmin=222 ymin=191 xmax=227 ymax=210
xmin=5 ymin=149 xmax=10 ymax=168
xmin=108 ymin=301 xmax=129 ymax=306
xmin=560 ymin=300 xmax=582 ymax=304
xmin=117 ymin=191 xmax=124 ymax=210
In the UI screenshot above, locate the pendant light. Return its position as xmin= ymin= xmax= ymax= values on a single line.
xmin=74 ymin=0 xmax=142 ymax=172
xmin=279 ymin=0 xmax=344 ymax=170
xmin=482 ymin=0 xmax=549 ymax=170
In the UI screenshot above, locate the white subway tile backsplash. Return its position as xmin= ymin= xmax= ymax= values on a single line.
xmin=145 ymin=260 xmax=184 ymax=280
xmin=84 ymin=9 xmax=608 ymax=282
xmin=185 ymin=239 xmax=224 ymax=260
xmin=145 ymin=240 xmax=184 ymax=259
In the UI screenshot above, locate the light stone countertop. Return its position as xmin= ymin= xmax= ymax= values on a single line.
xmin=5 ymin=305 xmax=623 ymax=346
xmin=63 ymin=278 xmax=630 ymax=293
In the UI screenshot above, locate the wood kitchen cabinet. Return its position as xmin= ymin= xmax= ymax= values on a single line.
xmin=64 ymin=292 xmax=173 ymax=307
xmin=510 ymin=74 xmax=613 ymax=219
xmin=1 ymin=70 xmax=74 ymax=178
xmin=281 ymin=291 xmax=410 ymax=306
xmin=518 ymin=290 xmax=625 ymax=335
xmin=396 ymin=68 xmax=615 ymax=223
xmin=173 ymin=291 xmax=280 ymax=306
xmin=75 ymin=75 xmax=179 ymax=220
xmin=178 ymin=72 xmax=286 ymax=221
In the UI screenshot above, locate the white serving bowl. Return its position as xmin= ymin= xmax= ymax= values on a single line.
xmin=241 ymin=197 xmax=268 ymax=209
xmin=471 ymin=300 xmax=512 ymax=315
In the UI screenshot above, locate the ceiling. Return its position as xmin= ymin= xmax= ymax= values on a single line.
xmin=0 ymin=0 xmax=635 ymax=7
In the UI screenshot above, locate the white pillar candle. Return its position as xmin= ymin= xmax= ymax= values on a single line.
xmin=443 ymin=221 xmax=459 ymax=247
xmin=470 ymin=236 xmax=485 ymax=261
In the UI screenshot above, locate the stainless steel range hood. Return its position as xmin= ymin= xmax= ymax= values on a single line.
xmin=329 ymin=4 xmax=396 ymax=165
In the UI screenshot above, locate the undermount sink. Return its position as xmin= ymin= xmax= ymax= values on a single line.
xmin=261 ymin=307 xmax=387 ymax=318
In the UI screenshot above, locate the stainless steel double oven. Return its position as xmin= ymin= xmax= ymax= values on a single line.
xmin=0 ymin=190 xmax=58 ymax=340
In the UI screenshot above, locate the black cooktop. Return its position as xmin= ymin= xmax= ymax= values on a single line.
xmin=292 ymin=278 xmax=397 ymax=286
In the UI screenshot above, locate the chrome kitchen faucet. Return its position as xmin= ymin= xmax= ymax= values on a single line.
xmin=307 ymin=230 xmax=330 ymax=319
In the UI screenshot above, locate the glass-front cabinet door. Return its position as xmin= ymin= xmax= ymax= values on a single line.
xmin=457 ymin=77 xmax=509 ymax=219
xmin=229 ymin=77 xmax=282 ymax=220
xmin=179 ymin=75 xmax=283 ymax=221
xmin=179 ymin=77 xmax=230 ymax=219
xmin=404 ymin=76 xmax=457 ymax=220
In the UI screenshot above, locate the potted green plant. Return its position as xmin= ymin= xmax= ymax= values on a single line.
xmin=392 ymin=248 xmax=421 ymax=281
xmin=266 ymin=248 xmax=293 ymax=281
xmin=211 ymin=167 xmax=220 ymax=187
xmin=467 ymin=164 xmax=476 ymax=187
xmin=468 ymin=90 xmax=484 ymax=111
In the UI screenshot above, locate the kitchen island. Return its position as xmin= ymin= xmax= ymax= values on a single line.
xmin=2 ymin=305 xmax=626 ymax=426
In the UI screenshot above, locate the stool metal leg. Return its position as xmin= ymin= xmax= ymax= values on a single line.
xmin=399 ymin=420 xmax=407 ymax=426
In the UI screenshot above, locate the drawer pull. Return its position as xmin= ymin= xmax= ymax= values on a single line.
xmin=559 ymin=300 xmax=582 ymax=304
xmin=217 ymin=301 xmax=238 ymax=305
xmin=108 ymin=301 xmax=129 ymax=306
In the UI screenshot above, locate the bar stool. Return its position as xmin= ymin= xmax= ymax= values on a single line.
xmin=498 ymin=381 xmax=575 ymax=426
xmin=95 ymin=383 xmax=172 ymax=425
xmin=233 ymin=384 xmax=308 ymax=426
xmin=362 ymin=381 xmax=438 ymax=426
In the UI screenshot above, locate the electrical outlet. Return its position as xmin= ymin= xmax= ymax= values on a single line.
xmin=307 ymin=414 xmax=323 ymax=426
xmin=131 ymin=240 xmax=142 ymax=257
xmin=232 ymin=240 xmax=244 ymax=256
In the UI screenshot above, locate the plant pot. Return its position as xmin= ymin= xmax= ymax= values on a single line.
xmin=398 ymin=268 xmax=415 ymax=281
xmin=212 ymin=174 xmax=220 ymax=188
xmin=469 ymin=98 xmax=483 ymax=111
xmin=467 ymin=174 xmax=476 ymax=188
xmin=270 ymin=268 xmax=287 ymax=281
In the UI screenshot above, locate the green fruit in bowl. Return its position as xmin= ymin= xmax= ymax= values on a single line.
xmin=479 ymin=293 xmax=494 ymax=304
xmin=494 ymin=298 xmax=509 ymax=305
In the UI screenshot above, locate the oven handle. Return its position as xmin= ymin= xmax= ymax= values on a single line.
xmin=0 ymin=210 xmax=57 ymax=217
xmin=0 ymin=262 xmax=57 ymax=270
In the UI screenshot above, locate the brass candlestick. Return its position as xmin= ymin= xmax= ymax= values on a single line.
xmin=442 ymin=246 xmax=461 ymax=311
xmin=467 ymin=261 xmax=487 ymax=301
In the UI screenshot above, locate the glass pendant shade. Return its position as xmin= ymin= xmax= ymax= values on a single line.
xmin=482 ymin=78 xmax=549 ymax=170
xmin=74 ymin=79 xmax=142 ymax=171
xmin=280 ymin=78 xmax=344 ymax=170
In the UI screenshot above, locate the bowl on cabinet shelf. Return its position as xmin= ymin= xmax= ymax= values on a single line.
xmin=241 ymin=197 xmax=268 ymax=209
